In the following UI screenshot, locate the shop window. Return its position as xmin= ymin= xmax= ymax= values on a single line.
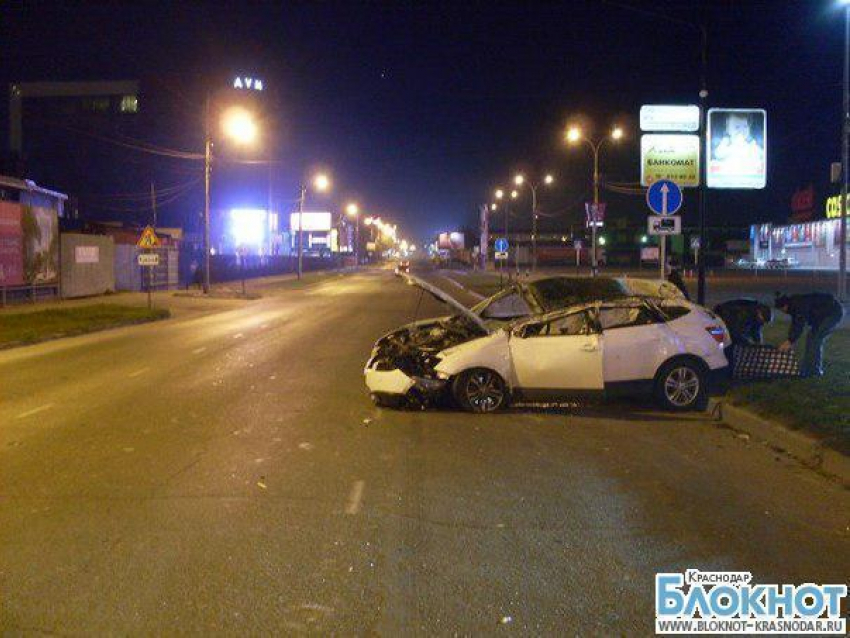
xmin=82 ymin=97 xmax=110 ymax=113
xmin=120 ymin=95 xmax=139 ymax=113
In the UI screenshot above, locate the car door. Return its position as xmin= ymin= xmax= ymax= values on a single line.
xmin=508 ymin=309 xmax=604 ymax=391
xmin=598 ymin=302 xmax=668 ymax=383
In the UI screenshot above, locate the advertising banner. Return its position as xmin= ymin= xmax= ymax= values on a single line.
xmin=0 ymin=201 xmax=24 ymax=286
xmin=640 ymin=105 xmax=700 ymax=132
xmin=289 ymin=211 xmax=331 ymax=232
xmin=438 ymin=232 xmax=465 ymax=250
xmin=641 ymin=134 xmax=700 ymax=187
xmin=75 ymin=245 xmax=100 ymax=263
xmin=707 ymin=108 xmax=767 ymax=189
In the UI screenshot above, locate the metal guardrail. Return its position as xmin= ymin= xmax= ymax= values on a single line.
xmin=0 ymin=282 xmax=60 ymax=307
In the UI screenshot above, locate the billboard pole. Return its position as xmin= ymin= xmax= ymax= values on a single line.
xmin=839 ymin=4 xmax=849 ymax=302
xmin=697 ymin=26 xmax=708 ymax=306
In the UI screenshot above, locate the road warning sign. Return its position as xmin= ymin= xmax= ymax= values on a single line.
xmin=137 ymin=225 xmax=160 ymax=249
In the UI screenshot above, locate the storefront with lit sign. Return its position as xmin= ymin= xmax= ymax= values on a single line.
xmin=751 ymin=218 xmax=848 ymax=269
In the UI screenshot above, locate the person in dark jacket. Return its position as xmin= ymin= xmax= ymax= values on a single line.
xmin=713 ymin=298 xmax=772 ymax=346
xmin=775 ymin=292 xmax=844 ymax=377
xmin=666 ymin=260 xmax=690 ymax=300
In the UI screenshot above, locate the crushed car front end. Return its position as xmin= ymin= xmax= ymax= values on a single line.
xmin=364 ymin=316 xmax=487 ymax=407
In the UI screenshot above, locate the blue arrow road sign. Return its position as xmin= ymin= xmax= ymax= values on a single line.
xmin=646 ymin=179 xmax=683 ymax=216
xmin=495 ymin=237 xmax=509 ymax=252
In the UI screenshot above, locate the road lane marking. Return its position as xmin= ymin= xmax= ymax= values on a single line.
xmin=192 ymin=347 xmax=207 ymax=354
xmin=128 ymin=367 xmax=150 ymax=378
xmin=233 ymin=333 xmax=244 ymax=339
xmin=16 ymin=403 xmax=54 ymax=419
xmin=345 ymin=480 xmax=365 ymax=515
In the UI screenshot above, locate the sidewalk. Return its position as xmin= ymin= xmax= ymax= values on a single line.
xmin=0 ymin=269 xmax=349 ymax=319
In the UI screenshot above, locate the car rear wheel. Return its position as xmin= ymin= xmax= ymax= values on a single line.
xmin=655 ymin=360 xmax=707 ymax=411
xmin=452 ymin=368 xmax=508 ymax=413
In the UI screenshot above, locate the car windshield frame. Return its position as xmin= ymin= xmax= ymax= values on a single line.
xmin=524 ymin=277 xmax=631 ymax=312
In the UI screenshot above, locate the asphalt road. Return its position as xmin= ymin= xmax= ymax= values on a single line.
xmin=1 ymin=269 xmax=848 ymax=634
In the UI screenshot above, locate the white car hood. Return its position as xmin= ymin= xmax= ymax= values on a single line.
xmin=403 ymin=274 xmax=489 ymax=333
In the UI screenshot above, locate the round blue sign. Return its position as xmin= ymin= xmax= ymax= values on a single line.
xmin=495 ymin=237 xmax=509 ymax=252
xmin=646 ymin=180 xmax=683 ymax=216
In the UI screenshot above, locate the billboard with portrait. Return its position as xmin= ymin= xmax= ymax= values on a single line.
xmin=22 ymin=206 xmax=59 ymax=284
xmin=0 ymin=202 xmax=59 ymax=286
xmin=707 ymin=108 xmax=766 ymax=189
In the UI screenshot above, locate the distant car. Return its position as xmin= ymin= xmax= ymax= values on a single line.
xmin=395 ymin=260 xmax=410 ymax=275
xmin=765 ymin=258 xmax=796 ymax=269
xmin=365 ymin=276 xmax=729 ymax=412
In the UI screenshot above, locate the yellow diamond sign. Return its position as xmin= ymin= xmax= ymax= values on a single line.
xmin=137 ymin=225 xmax=160 ymax=249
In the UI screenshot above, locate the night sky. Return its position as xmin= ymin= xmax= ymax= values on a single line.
xmin=1 ymin=1 xmax=847 ymax=243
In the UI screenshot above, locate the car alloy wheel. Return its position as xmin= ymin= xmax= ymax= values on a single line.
xmin=455 ymin=368 xmax=506 ymax=413
xmin=663 ymin=366 xmax=701 ymax=408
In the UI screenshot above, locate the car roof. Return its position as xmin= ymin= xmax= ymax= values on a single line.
xmin=513 ymin=296 xmax=654 ymax=327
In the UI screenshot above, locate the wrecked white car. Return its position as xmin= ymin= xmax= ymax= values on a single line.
xmin=364 ymin=276 xmax=729 ymax=412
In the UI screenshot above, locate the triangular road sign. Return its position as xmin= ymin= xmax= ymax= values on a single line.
xmin=137 ymin=225 xmax=160 ymax=249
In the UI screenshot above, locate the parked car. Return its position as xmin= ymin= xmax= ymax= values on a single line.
xmin=364 ymin=276 xmax=729 ymax=412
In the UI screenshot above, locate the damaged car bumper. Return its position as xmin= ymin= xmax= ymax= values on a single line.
xmin=364 ymin=364 xmax=448 ymax=405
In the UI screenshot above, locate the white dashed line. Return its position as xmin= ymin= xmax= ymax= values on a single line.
xmin=192 ymin=346 xmax=207 ymax=355
xmin=128 ymin=367 xmax=150 ymax=378
xmin=345 ymin=480 xmax=366 ymax=515
xmin=16 ymin=403 xmax=54 ymax=419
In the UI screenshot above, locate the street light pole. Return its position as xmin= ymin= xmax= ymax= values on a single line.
xmin=567 ymin=127 xmax=620 ymax=278
xmin=592 ymin=141 xmax=600 ymax=277
xmin=203 ymin=97 xmax=211 ymax=294
xmin=696 ymin=24 xmax=709 ymax=305
xmin=530 ymin=184 xmax=538 ymax=273
xmin=297 ymin=184 xmax=306 ymax=280
xmin=840 ymin=4 xmax=849 ymax=301
xmin=355 ymin=216 xmax=360 ymax=267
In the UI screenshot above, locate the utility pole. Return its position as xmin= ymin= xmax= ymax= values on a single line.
xmin=149 ymin=181 xmax=157 ymax=309
xmin=840 ymin=5 xmax=849 ymax=301
xmin=150 ymin=181 xmax=157 ymax=228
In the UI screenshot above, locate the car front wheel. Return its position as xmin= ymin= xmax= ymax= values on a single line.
xmin=655 ymin=360 xmax=708 ymax=411
xmin=452 ymin=368 xmax=508 ymax=413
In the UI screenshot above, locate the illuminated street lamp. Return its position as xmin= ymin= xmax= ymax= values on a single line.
xmin=495 ymin=189 xmax=504 ymax=200
xmin=221 ymin=107 xmax=258 ymax=144
xmin=296 ymin=173 xmax=331 ymax=280
xmin=203 ymin=103 xmax=260 ymax=294
xmin=514 ymin=172 xmax=555 ymax=272
xmin=565 ymin=124 xmax=624 ymax=276
xmin=346 ymin=202 xmax=361 ymax=266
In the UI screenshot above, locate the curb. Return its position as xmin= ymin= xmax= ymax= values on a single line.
xmin=708 ymin=398 xmax=850 ymax=486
